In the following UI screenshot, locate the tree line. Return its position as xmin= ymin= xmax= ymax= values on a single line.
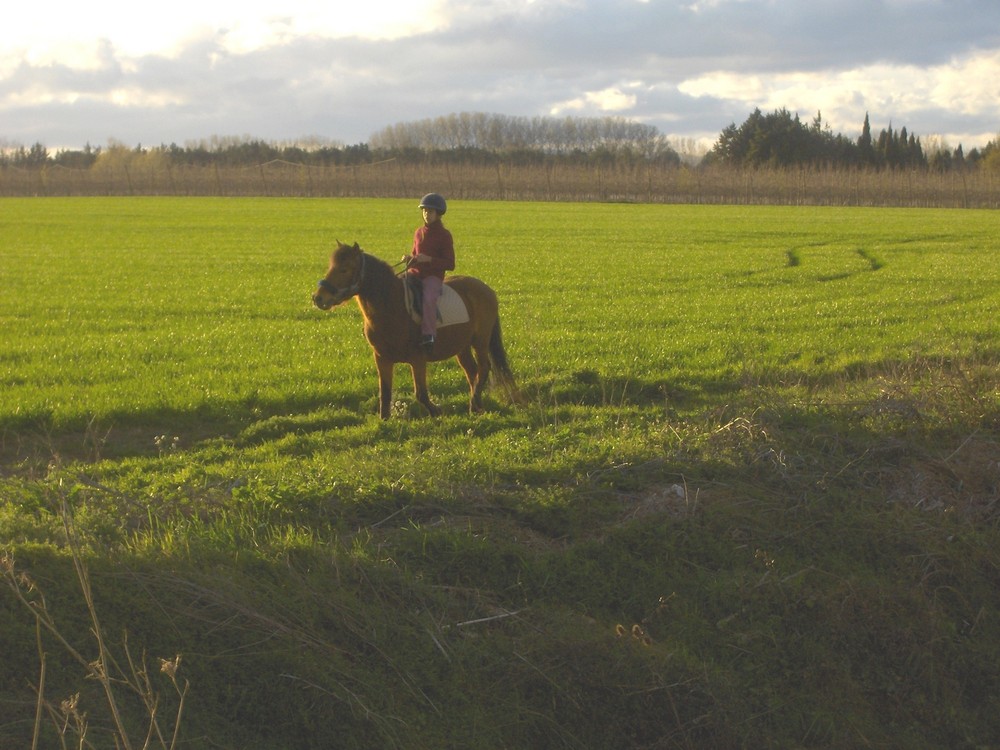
xmin=2 ymin=110 xmax=998 ymax=173
xmin=705 ymin=109 xmax=997 ymax=171
xmin=368 ymin=112 xmax=681 ymax=164
xmin=0 ymin=137 xmax=376 ymax=170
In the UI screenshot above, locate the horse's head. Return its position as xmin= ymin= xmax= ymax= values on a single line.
xmin=313 ymin=241 xmax=366 ymax=310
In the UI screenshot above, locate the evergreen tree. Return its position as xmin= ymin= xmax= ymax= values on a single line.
xmin=858 ymin=113 xmax=875 ymax=165
xmin=954 ymin=144 xmax=966 ymax=170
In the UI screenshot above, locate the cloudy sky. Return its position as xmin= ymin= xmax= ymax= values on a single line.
xmin=2 ymin=0 xmax=999 ymax=155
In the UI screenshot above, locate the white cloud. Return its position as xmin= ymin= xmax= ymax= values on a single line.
xmin=106 ymin=88 xmax=188 ymax=108
xmin=684 ymin=0 xmax=752 ymax=11
xmin=2 ymin=0 xmax=999 ymax=150
xmin=551 ymin=86 xmax=637 ymax=115
xmin=927 ymin=51 xmax=1000 ymax=115
xmin=0 ymin=0 xmax=444 ymax=68
xmin=678 ymin=48 xmax=1000 ymax=137
xmin=678 ymin=73 xmax=765 ymax=103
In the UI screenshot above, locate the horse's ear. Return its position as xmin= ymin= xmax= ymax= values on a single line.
xmin=353 ymin=242 xmax=360 ymax=251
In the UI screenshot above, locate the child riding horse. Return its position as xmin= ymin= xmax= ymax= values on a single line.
xmin=313 ymin=241 xmax=519 ymax=419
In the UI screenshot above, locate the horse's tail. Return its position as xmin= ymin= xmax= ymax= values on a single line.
xmin=489 ymin=317 xmax=524 ymax=404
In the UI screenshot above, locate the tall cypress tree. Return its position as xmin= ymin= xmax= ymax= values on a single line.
xmin=858 ymin=113 xmax=875 ymax=165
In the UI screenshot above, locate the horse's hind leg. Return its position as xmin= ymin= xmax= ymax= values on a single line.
xmin=457 ymin=347 xmax=484 ymax=413
xmin=409 ymin=361 xmax=441 ymax=417
xmin=462 ymin=341 xmax=492 ymax=414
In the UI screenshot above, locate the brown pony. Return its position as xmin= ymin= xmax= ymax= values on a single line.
xmin=312 ymin=241 xmax=519 ymax=418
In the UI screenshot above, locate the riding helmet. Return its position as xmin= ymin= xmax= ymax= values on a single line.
xmin=419 ymin=193 xmax=447 ymax=214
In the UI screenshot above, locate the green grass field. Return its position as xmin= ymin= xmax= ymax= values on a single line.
xmin=3 ymin=198 xmax=996 ymax=427
xmin=2 ymin=198 xmax=999 ymax=748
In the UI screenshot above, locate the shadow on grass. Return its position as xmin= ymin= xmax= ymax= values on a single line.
xmin=2 ymin=347 xmax=999 ymax=749
xmin=4 ymin=350 xmax=997 ymax=481
xmin=0 ymin=391 xmax=371 ymax=476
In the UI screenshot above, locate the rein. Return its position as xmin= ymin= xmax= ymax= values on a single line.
xmin=317 ymin=251 xmax=415 ymax=305
xmin=392 ymin=255 xmax=413 ymax=278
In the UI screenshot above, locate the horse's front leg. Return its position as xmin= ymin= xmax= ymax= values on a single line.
xmin=409 ymin=361 xmax=441 ymax=417
xmin=374 ymin=354 xmax=394 ymax=419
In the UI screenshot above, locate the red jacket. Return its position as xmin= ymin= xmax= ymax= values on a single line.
xmin=409 ymin=220 xmax=455 ymax=280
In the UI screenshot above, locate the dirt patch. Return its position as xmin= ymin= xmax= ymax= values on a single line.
xmin=880 ymin=435 xmax=1000 ymax=519
xmin=622 ymin=482 xmax=702 ymax=522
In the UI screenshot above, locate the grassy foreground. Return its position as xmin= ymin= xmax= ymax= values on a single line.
xmin=1 ymin=198 xmax=999 ymax=748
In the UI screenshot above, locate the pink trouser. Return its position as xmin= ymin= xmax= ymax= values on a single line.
xmin=420 ymin=276 xmax=443 ymax=336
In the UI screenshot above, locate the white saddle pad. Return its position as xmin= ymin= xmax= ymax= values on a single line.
xmin=434 ymin=283 xmax=470 ymax=328
xmin=404 ymin=278 xmax=470 ymax=328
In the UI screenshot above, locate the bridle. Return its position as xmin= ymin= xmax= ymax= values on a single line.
xmin=317 ymin=251 xmax=367 ymax=302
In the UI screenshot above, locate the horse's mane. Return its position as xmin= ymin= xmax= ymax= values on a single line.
xmin=358 ymin=250 xmax=400 ymax=307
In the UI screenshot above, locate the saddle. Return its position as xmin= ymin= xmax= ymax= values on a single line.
xmin=402 ymin=274 xmax=470 ymax=328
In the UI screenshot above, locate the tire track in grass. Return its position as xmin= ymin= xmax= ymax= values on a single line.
xmin=856 ymin=247 xmax=884 ymax=270
xmin=783 ymin=243 xmax=886 ymax=280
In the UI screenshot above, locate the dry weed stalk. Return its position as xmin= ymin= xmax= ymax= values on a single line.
xmin=1 ymin=494 xmax=189 ymax=750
